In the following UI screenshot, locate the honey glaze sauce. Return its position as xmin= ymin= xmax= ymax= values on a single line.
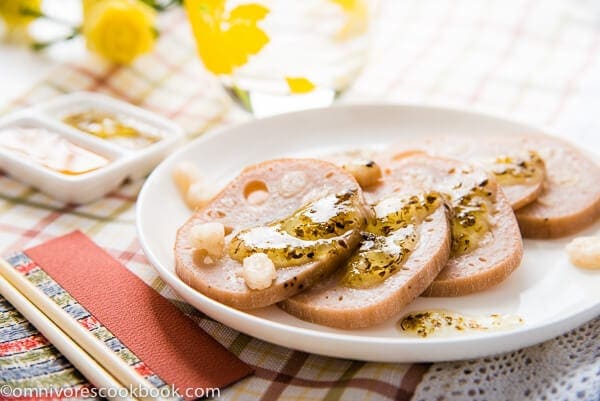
xmin=442 ymin=168 xmax=496 ymax=257
xmin=0 ymin=127 xmax=110 ymax=175
xmin=63 ymin=110 xmax=162 ymax=149
xmin=398 ymin=310 xmax=524 ymax=338
xmin=228 ymin=190 xmax=366 ymax=267
xmin=341 ymin=192 xmax=442 ymax=289
xmin=488 ymin=150 xmax=545 ymax=186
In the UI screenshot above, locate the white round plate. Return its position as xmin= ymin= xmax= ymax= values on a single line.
xmin=137 ymin=104 xmax=600 ymax=362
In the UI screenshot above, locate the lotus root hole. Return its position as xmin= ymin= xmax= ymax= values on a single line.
xmin=208 ymin=209 xmax=226 ymax=218
xmin=244 ymin=180 xmax=269 ymax=205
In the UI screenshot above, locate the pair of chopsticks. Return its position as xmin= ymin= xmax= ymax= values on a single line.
xmin=0 ymin=258 xmax=172 ymax=401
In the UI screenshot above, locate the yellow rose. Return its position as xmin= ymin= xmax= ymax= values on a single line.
xmin=83 ymin=0 xmax=156 ymax=65
xmin=0 ymin=0 xmax=41 ymax=28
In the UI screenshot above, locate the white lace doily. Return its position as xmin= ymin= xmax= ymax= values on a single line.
xmin=413 ymin=317 xmax=600 ymax=401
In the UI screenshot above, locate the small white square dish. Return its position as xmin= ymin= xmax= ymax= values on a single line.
xmin=0 ymin=92 xmax=184 ymax=204
xmin=35 ymin=92 xmax=185 ymax=180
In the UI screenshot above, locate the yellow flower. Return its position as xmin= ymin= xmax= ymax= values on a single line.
xmin=330 ymin=0 xmax=357 ymax=12
xmin=83 ymin=0 xmax=157 ymax=65
xmin=185 ymin=0 xmax=270 ymax=75
xmin=286 ymin=77 xmax=315 ymax=94
xmin=330 ymin=0 xmax=367 ymax=39
xmin=0 ymin=0 xmax=41 ymax=28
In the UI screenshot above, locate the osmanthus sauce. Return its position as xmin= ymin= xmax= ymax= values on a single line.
xmin=398 ymin=310 xmax=524 ymax=337
xmin=63 ymin=110 xmax=163 ymax=150
xmin=488 ymin=151 xmax=546 ymax=186
xmin=228 ymin=190 xmax=366 ymax=267
xmin=341 ymin=192 xmax=443 ymax=289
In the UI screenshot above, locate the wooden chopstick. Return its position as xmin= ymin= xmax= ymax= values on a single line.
xmin=0 ymin=259 xmax=171 ymax=401
xmin=0 ymin=271 xmax=137 ymax=401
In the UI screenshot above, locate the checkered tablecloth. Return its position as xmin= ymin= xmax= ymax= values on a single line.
xmin=1 ymin=0 xmax=600 ymax=400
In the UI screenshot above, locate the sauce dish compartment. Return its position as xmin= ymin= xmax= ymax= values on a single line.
xmin=0 ymin=91 xmax=185 ymax=204
xmin=35 ymin=92 xmax=183 ymax=155
xmin=35 ymin=92 xmax=185 ymax=181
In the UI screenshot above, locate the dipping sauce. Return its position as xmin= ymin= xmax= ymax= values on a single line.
xmin=0 ymin=128 xmax=109 ymax=175
xmin=63 ymin=110 xmax=162 ymax=149
xmin=398 ymin=310 xmax=524 ymax=338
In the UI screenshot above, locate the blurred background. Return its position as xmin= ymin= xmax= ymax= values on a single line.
xmin=1 ymin=0 xmax=599 ymax=143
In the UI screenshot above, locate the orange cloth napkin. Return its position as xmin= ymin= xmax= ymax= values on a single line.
xmin=24 ymin=231 xmax=252 ymax=400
